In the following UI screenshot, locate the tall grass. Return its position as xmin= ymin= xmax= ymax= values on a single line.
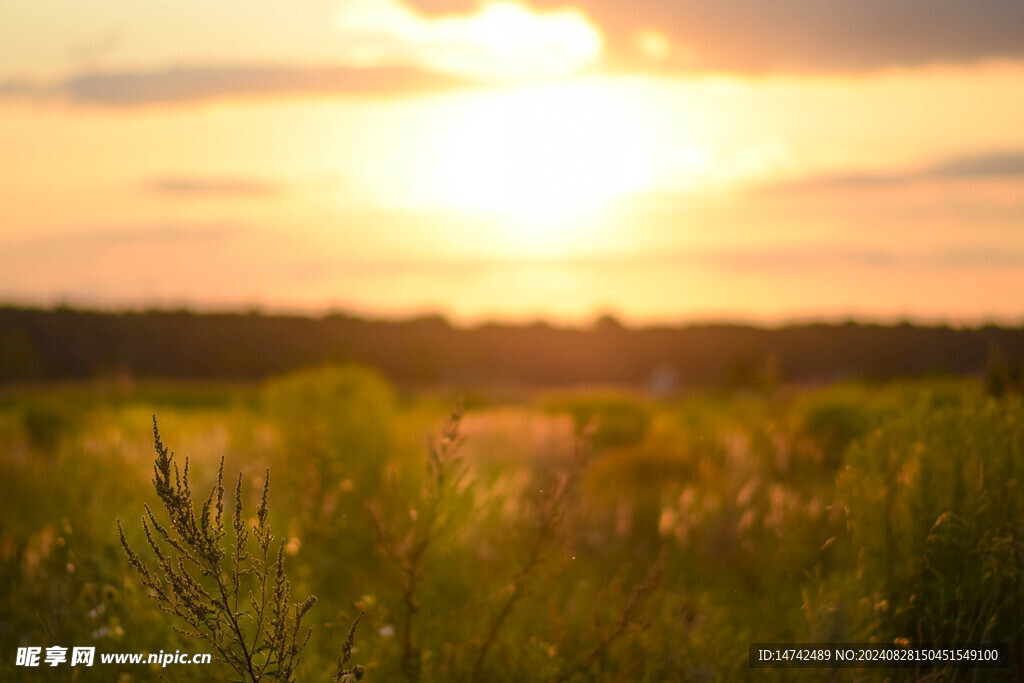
xmin=1 ymin=371 xmax=1021 ymax=680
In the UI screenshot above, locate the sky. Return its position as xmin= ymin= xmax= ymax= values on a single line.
xmin=2 ymin=0 xmax=1024 ymax=325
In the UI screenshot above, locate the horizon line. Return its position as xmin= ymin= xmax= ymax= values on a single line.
xmin=3 ymin=299 xmax=1022 ymax=332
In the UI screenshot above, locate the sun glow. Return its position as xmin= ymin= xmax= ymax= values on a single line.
xmin=424 ymin=80 xmax=656 ymax=235
xmin=335 ymin=0 xmax=602 ymax=81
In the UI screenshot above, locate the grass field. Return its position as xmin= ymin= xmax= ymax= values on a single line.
xmin=2 ymin=365 xmax=1022 ymax=681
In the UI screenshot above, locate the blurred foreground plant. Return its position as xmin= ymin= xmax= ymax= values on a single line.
xmin=117 ymin=417 xmax=362 ymax=682
xmin=369 ymin=402 xmax=468 ymax=681
xmin=369 ymin=407 xmax=665 ymax=681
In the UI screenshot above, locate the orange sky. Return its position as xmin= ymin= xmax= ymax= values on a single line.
xmin=2 ymin=1 xmax=1024 ymax=324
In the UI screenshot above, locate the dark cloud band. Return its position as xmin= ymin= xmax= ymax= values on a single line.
xmin=763 ymin=150 xmax=1024 ymax=193
xmin=0 ymin=64 xmax=474 ymax=107
xmin=146 ymin=177 xmax=281 ymax=198
xmin=409 ymin=0 xmax=1024 ymax=73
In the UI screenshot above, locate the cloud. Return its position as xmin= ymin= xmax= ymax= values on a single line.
xmin=5 ymin=226 xmax=238 ymax=256
xmin=287 ymin=244 xmax=1024 ymax=284
xmin=566 ymin=247 xmax=1024 ymax=271
xmin=145 ymin=176 xmax=281 ymax=198
xmin=0 ymin=63 xmax=474 ymax=107
xmin=403 ymin=0 xmax=1024 ymax=73
xmin=334 ymin=0 xmax=602 ymax=80
xmin=929 ymin=152 xmax=1024 ymax=179
xmin=763 ymin=150 xmax=1024 ymax=194
xmin=933 ymin=248 xmax=1024 ymax=268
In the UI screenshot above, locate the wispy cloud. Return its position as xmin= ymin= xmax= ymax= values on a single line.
xmin=5 ymin=225 xmax=238 ymax=255
xmin=334 ymin=0 xmax=602 ymax=80
xmin=569 ymin=247 xmax=1024 ymax=271
xmin=288 ymin=245 xmax=1024 ymax=282
xmin=145 ymin=176 xmax=281 ymax=198
xmin=406 ymin=0 xmax=1024 ymax=73
xmin=763 ymin=150 xmax=1024 ymax=194
xmin=0 ymin=63 xmax=474 ymax=107
xmin=928 ymin=152 xmax=1024 ymax=179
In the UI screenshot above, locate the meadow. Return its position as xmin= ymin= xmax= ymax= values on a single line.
xmin=1 ymin=365 xmax=1022 ymax=681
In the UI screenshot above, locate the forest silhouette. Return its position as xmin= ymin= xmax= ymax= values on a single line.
xmin=2 ymin=306 xmax=1021 ymax=389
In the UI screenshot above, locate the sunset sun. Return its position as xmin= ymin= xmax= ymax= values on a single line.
xmin=426 ymin=80 xmax=656 ymax=231
xmin=3 ymin=0 xmax=1024 ymax=319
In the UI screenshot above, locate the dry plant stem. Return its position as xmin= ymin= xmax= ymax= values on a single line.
xmin=471 ymin=432 xmax=590 ymax=679
xmin=118 ymin=417 xmax=334 ymax=683
xmin=555 ymin=552 xmax=666 ymax=683
xmin=332 ymin=610 xmax=365 ymax=682
xmin=370 ymin=402 xmax=466 ymax=682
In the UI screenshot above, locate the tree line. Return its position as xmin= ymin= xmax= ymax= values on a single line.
xmin=1 ymin=306 xmax=1022 ymax=389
